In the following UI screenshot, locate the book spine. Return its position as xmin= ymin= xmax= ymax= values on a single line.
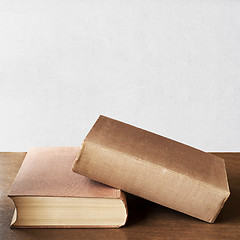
xmin=118 ymin=191 xmax=128 ymax=227
xmin=72 ymin=141 xmax=229 ymax=223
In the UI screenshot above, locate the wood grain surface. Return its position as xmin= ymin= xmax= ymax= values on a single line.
xmin=1 ymin=152 xmax=240 ymax=240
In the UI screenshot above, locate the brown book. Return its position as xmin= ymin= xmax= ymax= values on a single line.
xmin=72 ymin=115 xmax=230 ymax=223
xmin=8 ymin=147 xmax=127 ymax=228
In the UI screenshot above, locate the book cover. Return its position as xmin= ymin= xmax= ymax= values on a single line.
xmin=72 ymin=115 xmax=230 ymax=223
xmin=8 ymin=147 xmax=127 ymax=228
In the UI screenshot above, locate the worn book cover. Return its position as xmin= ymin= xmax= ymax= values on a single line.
xmin=72 ymin=115 xmax=230 ymax=223
xmin=8 ymin=147 xmax=128 ymax=228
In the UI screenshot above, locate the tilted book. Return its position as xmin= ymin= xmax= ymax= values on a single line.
xmin=72 ymin=115 xmax=230 ymax=223
xmin=8 ymin=147 xmax=127 ymax=228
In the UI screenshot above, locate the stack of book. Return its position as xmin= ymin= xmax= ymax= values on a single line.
xmin=8 ymin=115 xmax=230 ymax=228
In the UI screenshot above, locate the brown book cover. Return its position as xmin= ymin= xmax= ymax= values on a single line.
xmin=72 ymin=115 xmax=230 ymax=223
xmin=8 ymin=147 xmax=127 ymax=228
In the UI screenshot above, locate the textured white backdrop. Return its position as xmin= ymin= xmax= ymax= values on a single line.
xmin=0 ymin=0 xmax=240 ymax=151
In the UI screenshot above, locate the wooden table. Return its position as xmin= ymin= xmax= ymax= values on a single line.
xmin=1 ymin=152 xmax=239 ymax=240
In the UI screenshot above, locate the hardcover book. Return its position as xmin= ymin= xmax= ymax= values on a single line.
xmin=8 ymin=147 xmax=128 ymax=228
xmin=72 ymin=115 xmax=230 ymax=223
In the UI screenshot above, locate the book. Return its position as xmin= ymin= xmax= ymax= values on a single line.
xmin=72 ymin=115 xmax=230 ymax=223
xmin=8 ymin=147 xmax=128 ymax=228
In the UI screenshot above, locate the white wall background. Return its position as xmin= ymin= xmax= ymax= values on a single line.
xmin=0 ymin=0 xmax=240 ymax=152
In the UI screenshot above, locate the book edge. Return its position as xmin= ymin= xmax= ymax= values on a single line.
xmin=9 ymin=195 xmax=128 ymax=228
